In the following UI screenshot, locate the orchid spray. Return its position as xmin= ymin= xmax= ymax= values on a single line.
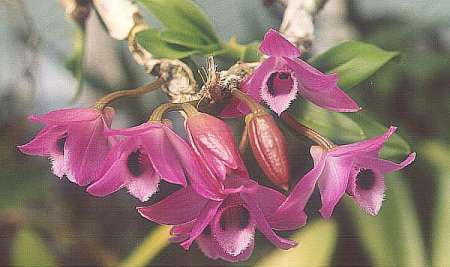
xmin=17 ymin=0 xmax=416 ymax=264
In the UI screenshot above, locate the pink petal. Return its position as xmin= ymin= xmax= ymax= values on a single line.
xmin=330 ymin=126 xmax=398 ymax=157
xmin=165 ymin=128 xmax=224 ymax=200
xmin=318 ymin=153 xmax=354 ymax=219
xmin=240 ymin=191 xmax=297 ymax=250
xmin=104 ymin=122 xmax=163 ymax=136
xmin=87 ymin=138 xmax=161 ymax=202
xmin=285 ymin=57 xmax=360 ymax=112
xmin=64 ymin=117 xmax=111 ymax=186
xmin=241 ymin=57 xmax=277 ymax=102
xmin=29 ymin=108 xmax=100 ymax=124
xmin=170 ymin=221 xmax=195 ymax=243
xmin=18 ymin=125 xmax=66 ymax=156
xmin=180 ymin=200 xmax=222 ymax=250
xmin=141 ymin=127 xmax=186 ymax=186
xmin=259 ymin=29 xmax=300 ymax=58
xmin=355 ymin=153 xmax=416 ymax=174
xmin=347 ymin=167 xmax=385 ymax=216
xmin=137 ymin=187 xmax=209 ymax=225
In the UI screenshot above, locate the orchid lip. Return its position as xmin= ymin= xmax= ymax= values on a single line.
xmin=266 ymin=71 xmax=294 ymax=97
xmin=219 ymin=205 xmax=250 ymax=231
xmin=356 ymin=168 xmax=376 ymax=190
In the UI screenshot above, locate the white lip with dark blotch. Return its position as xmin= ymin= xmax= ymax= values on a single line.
xmin=57 ymin=136 xmax=67 ymax=154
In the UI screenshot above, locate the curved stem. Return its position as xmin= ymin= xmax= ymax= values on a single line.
xmin=95 ymin=78 xmax=165 ymax=110
xmin=230 ymin=89 xmax=265 ymax=113
xmin=281 ymin=112 xmax=335 ymax=150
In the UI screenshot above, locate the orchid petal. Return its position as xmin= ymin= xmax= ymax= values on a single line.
xmin=29 ymin=108 xmax=100 ymax=124
xmin=165 ymin=128 xmax=224 ymax=200
xmin=355 ymin=153 xmax=416 ymax=174
xmin=285 ymin=57 xmax=360 ymax=112
xmin=259 ymin=29 xmax=300 ymax=58
xmin=104 ymin=122 xmax=163 ymax=137
xmin=180 ymin=200 xmax=222 ymax=250
xmin=18 ymin=125 xmax=66 ymax=156
xmin=64 ymin=117 xmax=111 ymax=186
xmin=141 ymin=127 xmax=186 ymax=186
xmin=241 ymin=191 xmax=297 ymax=250
xmin=330 ymin=126 xmax=397 ymax=157
xmin=318 ymin=153 xmax=354 ymax=219
xmin=137 ymin=187 xmax=209 ymax=225
xmin=241 ymin=57 xmax=277 ymax=102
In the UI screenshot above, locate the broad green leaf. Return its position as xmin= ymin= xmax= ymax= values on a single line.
xmin=120 ymin=225 xmax=170 ymax=267
xmin=288 ymin=101 xmax=411 ymax=159
xmin=256 ymin=220 xmax=337 ymax=267
xmin=65 ymin=26 xmax=86 ymax=102
xmin=346 ymin=173 xmax=427 ymax=266
xmin=309 ymin=41 xmax=399 ymax=89
xmin=11 ymin=228 xmax=57 ymax=267
xmin=288 ymin=100 xmax=365 ymax=144
xmin=137 ymin=29 xmax=197 ymax=59
xmin=420 ymin=141 xmax=450 ymax=267
xmin=138 ymin=0 xmax=219 ymax=43
xmin=159 ymin=30 xmax=209 ymax=49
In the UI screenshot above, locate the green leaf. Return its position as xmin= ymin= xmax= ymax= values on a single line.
xmin=288 ymin=100 xmax=365 ymax=144
xmin=420 ymin=141 xmax=450 ymax=267
xmin=345 ymin=173 xmax=427 ymax=266
xmin=159 ymin=30 xmax=208 ymax=49
xmin=120 ymin=225 xmax=170 ymax=267
xmin=11 ymin=228 xmax=57 ymax=267
xmin=65 ymin=26 xmax=86 ymax=102
xmin=288 ymin=101 xmax=411 ymax=159
xmin=137 ymin=29 xmax=197 ymax=59
xmin=138 ymin=0 xmax=219 ymax=43
xmin=309 ymin=41 xmax=399 ymax=89
xmin=256 ymin=220 xmax=337 ymax=267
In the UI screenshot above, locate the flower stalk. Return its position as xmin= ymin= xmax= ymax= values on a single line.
xmin=95 ymin=78 xmax=165 ymax=111
xmin=280 ymin=112 xmax=335 ymax=150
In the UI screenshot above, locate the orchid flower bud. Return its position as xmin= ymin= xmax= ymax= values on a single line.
xmin=245 ymin=111 xmax=290 ymax=190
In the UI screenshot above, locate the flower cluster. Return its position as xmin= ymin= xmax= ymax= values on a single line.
xmin=18 ymin=29 xmax=415 ymax=262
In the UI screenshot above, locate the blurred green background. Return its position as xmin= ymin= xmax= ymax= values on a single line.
xmin=1 ymin=0 xmax=449 ymax=266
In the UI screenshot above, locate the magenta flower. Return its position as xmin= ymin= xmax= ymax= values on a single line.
xmin=138 ymin=178 xmax=306 ymax=262
xmin=221 ymin=29 xmax=360 ymax=116
xmin=18 ymin=107 xmax=115 ymax=186
xmin=87 ymin=121 xmax=202 ymax=201
xmin=184 ymin=111 xmax=250 ymax=200
xmin=286 ymin=126 xmax=416 ymax=218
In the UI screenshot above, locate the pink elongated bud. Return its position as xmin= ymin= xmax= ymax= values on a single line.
xmin=245 ymin=111 xmax=290 ymax=190
xmin=184 ymin=107 xmax=249 ymax=181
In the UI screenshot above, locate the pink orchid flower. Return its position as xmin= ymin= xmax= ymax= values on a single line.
xmin=221 ymin=29 xmax=360 ymax=116
xmin=18 ymin=107 xmax=115 ymax=186
xmin=138 ymin=178 xmax=306 ymax=262
xmin=285 ymin=126 xmax=416 ymax=218
xmin=87 ymin=121 xmax=204 ymax=202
